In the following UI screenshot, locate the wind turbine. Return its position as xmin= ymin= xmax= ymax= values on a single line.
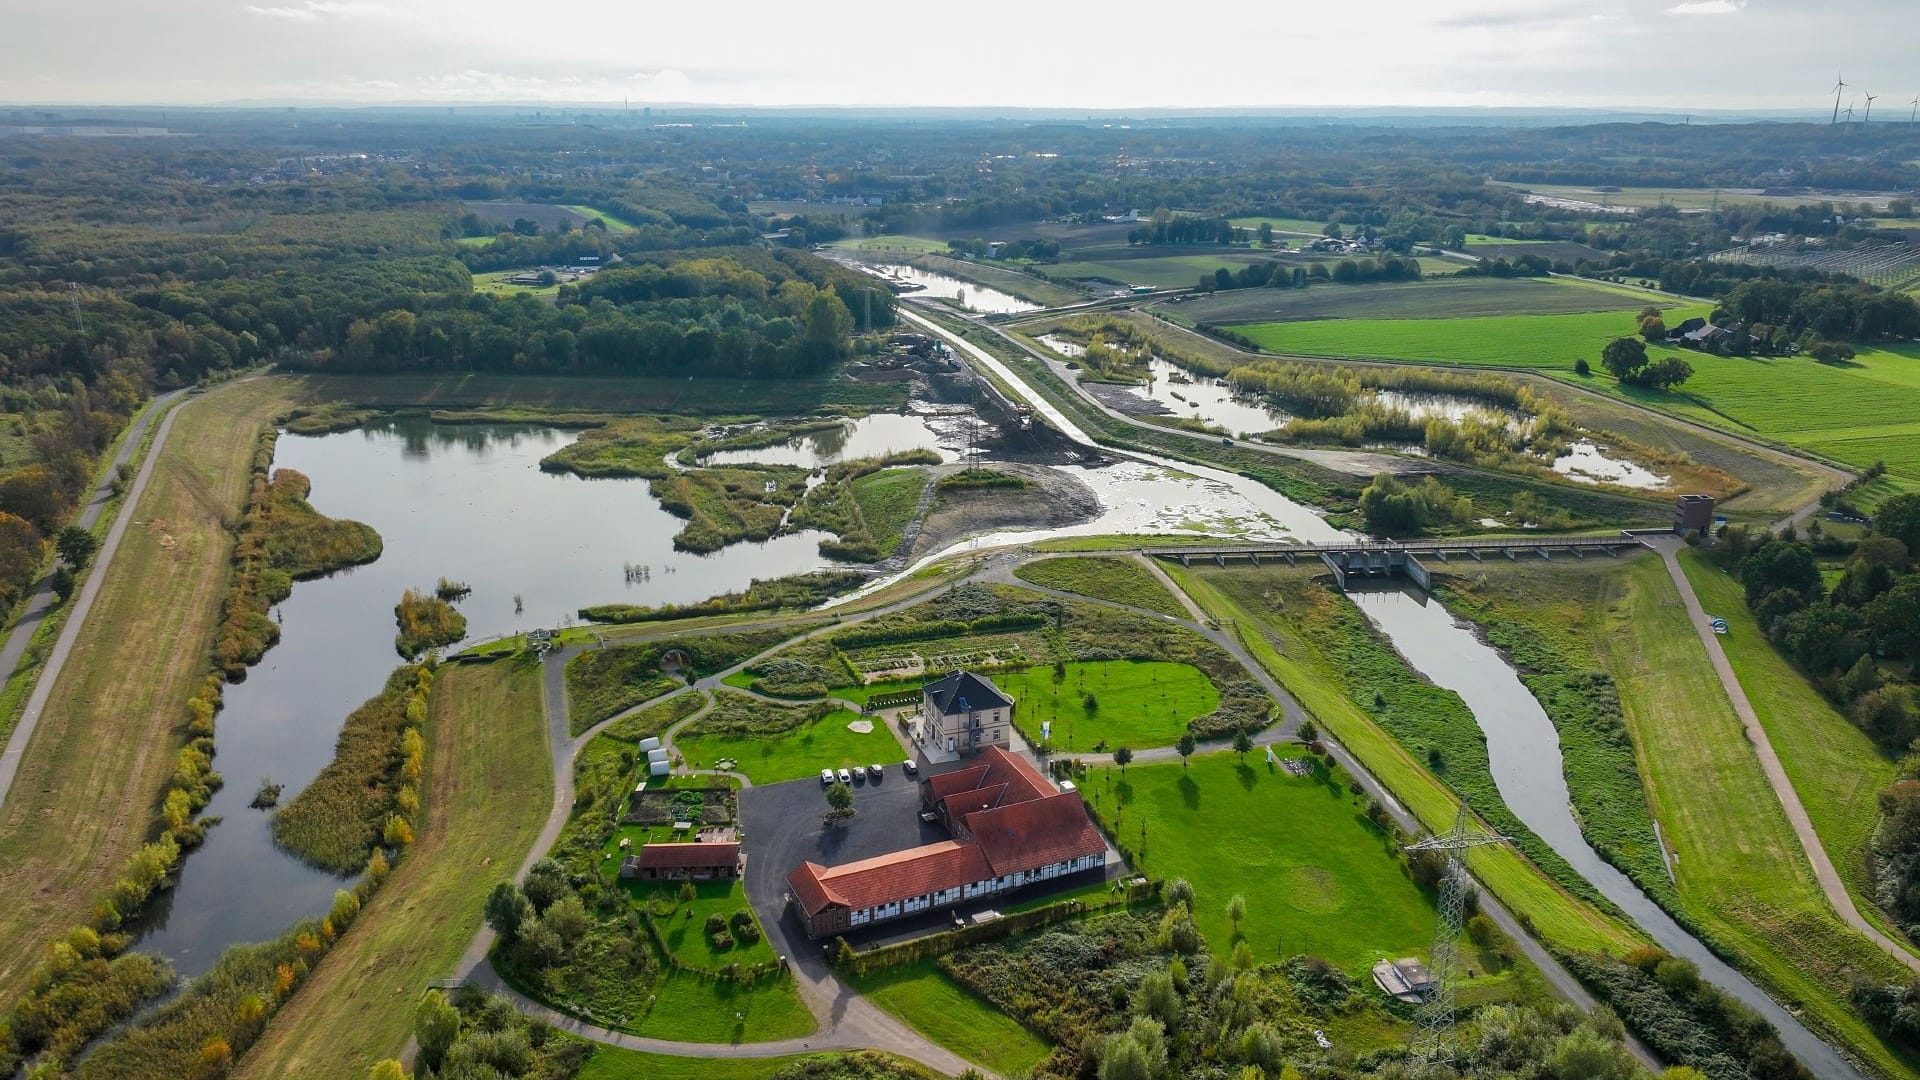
xmin=1844 ymin=102 xmax=1856 ymax=127
xmin=1910 ymin=95 xmax=1918 ymax=124
xmin=1864 ymin=93 xmax=1879 ymax=124
xmin=1832 ymin=73 xmax=1848 ymax=124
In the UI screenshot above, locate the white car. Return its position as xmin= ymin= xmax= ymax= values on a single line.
xmin=837 ymin=768 xmax=853 ymax=785
xmin=903 ymin=759 xmax=919 ymax=776
xmin=820 ymin=768 xmax=834 ymax=786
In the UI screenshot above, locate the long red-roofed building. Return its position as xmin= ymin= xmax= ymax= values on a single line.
xmin=786 ymin=744 xmax=1107 ymax=939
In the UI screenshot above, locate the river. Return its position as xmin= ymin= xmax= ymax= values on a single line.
xmin=1348 ymin=583 xmax=1863 ymax=1080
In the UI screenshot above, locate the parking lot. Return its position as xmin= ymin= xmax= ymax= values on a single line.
xmin=739 ymin=757 xmax=1124 ymax=967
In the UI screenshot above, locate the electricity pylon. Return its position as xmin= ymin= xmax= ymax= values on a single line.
xmin=1405 ymin=804 xmax=1510 ymax=1068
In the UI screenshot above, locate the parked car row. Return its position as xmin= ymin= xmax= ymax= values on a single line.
xmin=820 ymin=759 xmax=920 ymax=787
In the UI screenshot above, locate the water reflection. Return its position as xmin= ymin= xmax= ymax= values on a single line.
xmin=869 ymin=264 xmax=1040 ymax=315
xmin=1553 ymin=439 xmax=1669 ymax=490
xmin=700 ymin=413 xmax=951 ymax=470
xmin=134 ymin=418 xmax=837 ymax=976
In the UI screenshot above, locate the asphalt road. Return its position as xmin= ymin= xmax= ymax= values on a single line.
xmin=0 ymin=389 xmax=186 ymax=807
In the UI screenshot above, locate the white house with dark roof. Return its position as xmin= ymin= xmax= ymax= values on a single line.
xmin=921 ymin=670 xmax=1014 ymax=755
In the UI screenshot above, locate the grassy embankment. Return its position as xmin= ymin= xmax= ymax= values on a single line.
xmin=0 ymin=379 xmax=296 ymax=1003
xmin=1231 ymin=307 xmax=1920 ymax=496
xmin=1169 ymin=275 xmax=1657 ymax=326
xmin=1161 ymin=563 xmax=1641 ymax=957
xmin=233 ymin=658 xmax=551 ymax=1078
xmin=1012 ymin=555 xmax=1188 ymax=618
xmin=848 ymin=960 xmax=1052 ymax=1078
xmin=0 ymin=391 xmax=184 ymax=751
xmin=1444 ymin=554 xmax=1919 ymax=1079
xmin=1676 ymin=549 xmax=1912 ymax=949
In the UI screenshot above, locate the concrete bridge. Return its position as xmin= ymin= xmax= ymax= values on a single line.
xmin=1143 ymin=535 xmax=1649 ymax=592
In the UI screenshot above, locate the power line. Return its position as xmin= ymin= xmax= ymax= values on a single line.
xmin=1405 ymin=804 xmax=1511 ymax=1067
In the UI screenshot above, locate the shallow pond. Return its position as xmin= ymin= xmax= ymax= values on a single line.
xmin=697 ymin=411 xmax=953 ymax=469
xmin=869 ymin=264 xmax=1040 ymax=315
xmin=1552 ymin=438 xmax=1669 ymax=490
xmin=1349 ymin=584 xmax=1861 ymax=1080
xmin=134 ymin=419 xmax=836 ymax=975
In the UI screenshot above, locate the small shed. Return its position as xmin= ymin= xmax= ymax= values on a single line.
xmin=1372 ymin=958 xmax=1437 ymax=1003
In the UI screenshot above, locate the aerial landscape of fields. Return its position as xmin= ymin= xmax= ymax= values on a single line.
xmin=5 ymin=9 xmax=1920 ymax=1080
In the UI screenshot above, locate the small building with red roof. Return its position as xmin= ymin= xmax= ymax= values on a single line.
xmin=621 ymin=841 xmax=742 ymax=881
xmin=786 ymin=743 xmax=1106 ymax=939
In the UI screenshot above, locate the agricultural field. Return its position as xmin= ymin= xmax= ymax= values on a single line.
xmin=473 ymin=269 xmax=562 ymax=298
xmin=673 ymin=702 xmax=901 ymax=784
xmin=461 ymin=200 xmax=592 ymax=231
xmin=1491 ymin=181 xmax=1909 ymax=213
xmin=1012 ymin=555 xmax=1188 ymax=618
xmin=849 ymin=960 xmax=1052 ymax=1078
xmin=1080 ymin=750 xmax=1434 ymax=970
xmin=557 ymin=204 xmax=640 ymax=231
xmin=829 ymin=235 xmax=951 ymax=255
xmin=1170 ymin=275 xmax=1657 ymax=325
xmin=998 ymin=660 xmax=1220 ymax=753
xmin=1227 ymin=216 xmax=1329 ymax=235
xmin=1237 ymin=307 xmax=1920 ymax=486
xmin=234 ymin=657 xmax=552 ymax=1078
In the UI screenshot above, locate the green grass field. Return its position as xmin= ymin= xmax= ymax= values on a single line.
xmin=1577 ymin=555 xmax=1917 ymax=1078
xmin=1049 ymin=250 xmax=1276 ymax=288
xmin=998 ymin=660 xmax=1219 ymax=752
xmin=1012 ymin=555 xmax=1188 ymax=618
xmin=1228 ymin=216 xmax=1328 ymax=235
xmin=1464 ymin=234 xmax=1555 ymax=246
xmin=634 ymin=969 xmax=815 ymax=1043
xmin=850 ymin=960 xmax=1050 ymax=1076
xmin=674 ymin=706 xmax=901 ymax=784
xmin=1164 ymin=564 xmax=1643 ymax=957
xmin=629 ymin=879 xmax=777 ymax=969
xmin=1234 ymin=307 xmax=1920 ymax=485
xmin=1083 ymin=750 xmax=1433 ymax=970
xmin=573 ymin=1049 xmax=918 ymax=1080
xmin=474 ymin=269 xmax=562 ymax=298
xmin=1175 ymin=276 xmax=1655 ymax=325
xmin=1676 ymin=550 xmax=1909 ymax=946
xmin=558 ymin=205 xmax=642 ymax=232
xmin=850 ymin=467 xmax=927 ymax=554
xmin=829 ymin=235 xmax=951 ymax=254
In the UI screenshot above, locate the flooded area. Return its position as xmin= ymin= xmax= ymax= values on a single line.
xmin=868 ymin=263 xmax=1040 ymax=315
xmin=696 ymin=411 xmax=954 ymax=469
xmin=1348 ymin=583 xmax=1862 ymax=1080
xmin=135 ymin=419 xmax=837 ymax=975
xmin=1553 ymin=439 xmax=1669 ymax=489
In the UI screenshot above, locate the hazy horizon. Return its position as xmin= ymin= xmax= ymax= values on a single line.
xmin=3 ymin=0 xmax=1916 ymax=117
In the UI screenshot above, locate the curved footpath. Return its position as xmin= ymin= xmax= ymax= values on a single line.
xmin=0 ymin=389 xmax=186 ymax=806
xmin=445 ymin=545 xmax=1657 ymax=1074
xmin=1649 ymin=535 xmax=1920 ymax=975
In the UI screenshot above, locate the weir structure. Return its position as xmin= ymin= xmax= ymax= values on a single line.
xmin=1142 ymin=535 xmax=1648 ymax=594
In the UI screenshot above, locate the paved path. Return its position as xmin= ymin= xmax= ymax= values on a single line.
xmin=1649 ymin=535 xmax=1920 ymax=974
xmin=0 ymin=389 xmax=186 ymax=807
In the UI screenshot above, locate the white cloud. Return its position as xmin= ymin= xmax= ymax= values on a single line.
xmin=1665 ymin=0 xmax=1743 ymax=13
xmin=243 ymin=1 xmax=401 ymax=21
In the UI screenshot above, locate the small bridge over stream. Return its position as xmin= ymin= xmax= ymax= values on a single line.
xmin=1143 ymin=535 xmax=1649 ymax=593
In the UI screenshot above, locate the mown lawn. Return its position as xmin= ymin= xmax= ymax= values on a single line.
xmin=1083 ymin=750 xmax=1433 ymax=971
xmin=634 ymin=969 xmax=815 ymax=1043
xmin=235 ymin=657 xmax=552 ymax=1078
xmin=1013 ymin=555 xmax=1188 ymax=618
xmin=1163 ymin=564 xmax=1643 ymax=958
xmin=849 ymin=959 xmax=1050 ymax=1076
xmin=674 ymin=707 xmax=900 ymax=784
xmin=628 ymin=879 xmax=777 ymax=969
xmin=997 ymin=660 xmax=1218 ymax=752
xmin=1587 ymin=554 xmax=1918 ymax=1079
xmin=1173 ymin=276 xmax=1652 ymax=325
xmin=1676 ymin=549 xmax=1909 ymax=947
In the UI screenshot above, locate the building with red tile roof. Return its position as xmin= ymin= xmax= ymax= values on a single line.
xmin=621 ymin=841 xmax=742 ymax=881
xmin=786 ymin=745 xmax=1106 ymax=939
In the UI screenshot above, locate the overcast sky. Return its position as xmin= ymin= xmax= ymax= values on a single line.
xmin=2 ymin=0 xmax=1915 ymax=114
